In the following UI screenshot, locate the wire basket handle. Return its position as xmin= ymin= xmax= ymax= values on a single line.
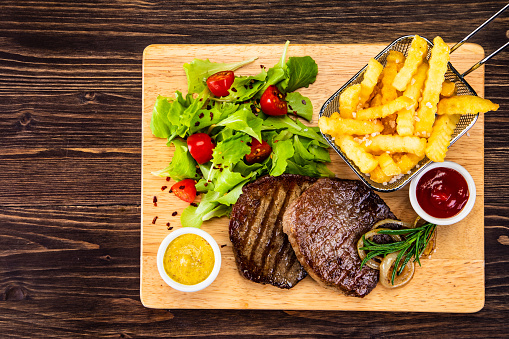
xmin=449 ymin=3 xmax=509 ymax=77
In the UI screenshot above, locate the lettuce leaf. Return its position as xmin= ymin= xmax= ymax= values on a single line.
xmin=151 ymin=139 xmax=197 ymax=181
xmin=215 ymin=107 xmax=263 ymax=142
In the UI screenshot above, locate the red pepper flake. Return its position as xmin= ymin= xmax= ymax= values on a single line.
xmin=199 ymin=112 xmax=205 ymax=119
xmin=231 ymin=87 xmax=237 ymax=92
xmin=166 ymin=222 xmax=170 ymax=227
xmin=161 ymin=186 xmax=167 ymax=191
xmin=152 ymin=216 xmax=158 ymax=224
xmin=221 ymin=244 xmax=227 ymax=248
xmin=301 ymin=99 xmax=306 ymax=105
xmin=166 ymin=177 xmax=170 ymax=182
xmin=190 ymin=202 xmax=198 ymax=207
xmin=179 ymin=185 xmax=185 ymax=190
xmin=194 ymin=121 xmax=200 ymax=127
xmin=204 ymin=183 xmax=208 ymax=187
xmin=168 ymin=226 xmax=173 ymax=230
xmin=153 ymin=196 xmax=158 ymax=206
xmin=172 ymin=211 xmax=178 ymax=216
xmin=169 ymin=188 xmax=173 ymax=193
xmin=210 ymin=112 xmax=214 ymax=121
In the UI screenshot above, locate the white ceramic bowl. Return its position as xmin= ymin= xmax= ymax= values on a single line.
xmin=409 ymin=161 xmax=476 ymax=226
xmin=157 ymin=227 xmax=221 ymax=292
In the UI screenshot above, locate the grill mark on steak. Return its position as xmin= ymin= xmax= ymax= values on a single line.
xmin=241 ymin=185 xmax=275 ymax=258
xmin=261 ymin=181 xmax=304 ymax=277
xmin=282 ymin=178 xmax=396 ymax=297
xmin=248 ymin=185 xmax=279 ymax=266
xmin=229 ymin=174 xmax=317 ymax=289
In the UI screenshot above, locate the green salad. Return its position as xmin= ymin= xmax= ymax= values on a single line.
xmin=150 ymin=41 xmax=332 ymax=228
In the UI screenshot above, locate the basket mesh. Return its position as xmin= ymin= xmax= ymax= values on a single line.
xmin=319 ymin=35 xmax=479 ymax=192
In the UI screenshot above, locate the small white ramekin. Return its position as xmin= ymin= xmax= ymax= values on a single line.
xmin=157 ymin=227 xmax=221 ymax=292
xmin=409 ymin=161 xmax=476 ymax=226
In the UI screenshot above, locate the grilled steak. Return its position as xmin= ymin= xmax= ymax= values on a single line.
xmin=282 ymin=178 xmax=396 ymax=297
xmin=229 ymin=174 xmax=317 ymax=289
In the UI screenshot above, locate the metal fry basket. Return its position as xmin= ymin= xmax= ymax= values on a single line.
xmin=319 ymin=5 xmax=508 ymax=192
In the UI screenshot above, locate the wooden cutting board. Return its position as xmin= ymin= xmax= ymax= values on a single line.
xmin=141 ymin=43 xmax=485 ymax=312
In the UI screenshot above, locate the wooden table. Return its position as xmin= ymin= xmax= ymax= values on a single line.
xmin=1 ymin=1 xmax=508 ymax=337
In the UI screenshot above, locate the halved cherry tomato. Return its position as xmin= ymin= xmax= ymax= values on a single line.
xmin=260 ymin=85 xmax=287 ymax=116
xmin=245 ymin=138 xmax=272 ymax=164
xmin=187 ymin=133 xmax=215 ymax=164
xmin=206 ymin=71 xmax=235 ymax=97
xmin=171 ymin=179 xmax=197 ymax=203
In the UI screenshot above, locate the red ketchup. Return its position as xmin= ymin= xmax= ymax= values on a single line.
xmin=416 ymin=167 xmax=469 ymax=218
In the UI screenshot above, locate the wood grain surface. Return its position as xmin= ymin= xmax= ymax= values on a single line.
xmin=141 ymin=43 xmax=485 ymax=312
xmin=1 ymin=0 xmax=509 ymax=337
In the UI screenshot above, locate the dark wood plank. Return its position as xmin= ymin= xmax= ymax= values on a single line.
xmin=1 ymin=0 xmax=509 ymax=337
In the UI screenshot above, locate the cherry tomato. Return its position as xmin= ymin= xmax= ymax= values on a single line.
xmin=206 ymin=71 xmax=235 ymax=97
xmin=245 ymin=138 xmax=272 ymax=164
xmin=187 ymin=133 xmax=215 ymax=164
xmin=171 ymin=179 xmax=197 ymax=203
xmin=260 ymin=85 xmax=287 ymax=116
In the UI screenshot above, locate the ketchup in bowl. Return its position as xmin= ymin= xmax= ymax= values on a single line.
xmin=416 ymin=167 xmax=469 ymax=218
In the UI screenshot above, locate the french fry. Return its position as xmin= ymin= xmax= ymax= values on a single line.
xmin=380 ymin=51 xmax=405 ymax=104
xmin=437 ymin=95 xmax=499 ymax=115
xmin=392 ymin=35 xmax=428 ymax=91
xmin=336 ymin=135 xmax=378 ymax=173
xmin=425 ymin=114 xmax=461 ymax=162
xmin=377 ymin=153 xmax=402 ymax=176
xmin=395 ymin=153 xmax=424 ymax=173
xmin=396 ymin=62 xmax=429 ymax=136
xmin=369 ymin=165 xmax=392 ymax=184
xmin=359 ymin=59 xmax=384 ymax=108
xmin=356 ymin=95 xmax=413 ymax=120
xmin=339 ymin=84 xmax=362 ymax=119
xmin=415 ymin=36 xmax=450 ymax=137
xmin=318 ymin=112 xmax=383 ymax=136
xmin=364 ymin=134 xmax=427 ymax=157
xmin=440 ymin=80 xmax=456 ymax=97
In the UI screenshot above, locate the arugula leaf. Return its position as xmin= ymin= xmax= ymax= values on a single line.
xmin=184 ymin=57 xmax=258 ymax=94
xmin=216 ymin=179 xmax=250 ymax=205
xmin=286 ymin=92 xmax=313 ymax=121
xmin=151 ymin=139 xmax=197 ymax=181
xmin=280 ymin=56 xmax=318 ymax=92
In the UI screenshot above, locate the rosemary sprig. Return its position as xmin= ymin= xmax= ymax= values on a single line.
xmin=360 ymin=222 xmax=437 ymax=285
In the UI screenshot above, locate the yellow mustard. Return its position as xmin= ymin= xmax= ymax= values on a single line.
xmin=163 ymin=233 xmax=215 ymax=285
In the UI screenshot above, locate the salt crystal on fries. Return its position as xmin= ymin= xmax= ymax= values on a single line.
xmin=336 ymin=135 xmax=378 ymax=173
xmin=425 ymin=114 xmax=461 ymax=162
xmin=359 ymin=59 xmax=384 ymax=108
xmin=364 ymin=134 xmax=427 ymax=158
xmin=437 ymin=95 xmax=499 ymax=115
xmin=318 ymin=112 xmax=383 ymax=136
xmin=392 ymin=35 xmax=428 ymax=91
xmin=356 ymin=96 xmax=413 ymax=120
xmin=339 ymin=84 xmax=361 ymax=119
xmin=414 ymin=36 xmax=450 ymax=137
